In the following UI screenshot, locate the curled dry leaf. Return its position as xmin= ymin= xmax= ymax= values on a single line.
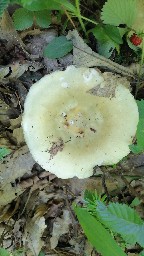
xmin=50 ymin=210 xmax=72 ymax=249
xmin=0 ymin=61 xmax=43 ymax=81
xmin=0 ymin=146 xmax=35 ymax=208
xmin=23 ymin=215 xmax=46 ymax=255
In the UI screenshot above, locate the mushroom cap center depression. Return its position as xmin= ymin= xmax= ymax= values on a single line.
xmin=40 ymin=88 xmax=107 ymax=156
xmin=59 ymin=105 xmax=103 ymax=138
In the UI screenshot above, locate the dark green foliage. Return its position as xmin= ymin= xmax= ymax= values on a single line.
xmin=96 ymin=201 xmax=144 ymax=246
xmin=44 ymin=36 xmax=73 ymax=59
xmin=74 ymin=206 xmax=127 ymax=256
xmin=0 ymin=0 xmax=9 ymax=17
xmin=12 ymin=7 xmax=51 ymax=30
xmin=91 ymin=24 xmax=123 ymax=57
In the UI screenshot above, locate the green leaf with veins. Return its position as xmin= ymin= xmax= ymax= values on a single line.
xmin=53 ymin=0 xmax=77 ymax=13
xmin=13 ymin=7 xmax=52 ymax=30
xmin=91 ymin=24 xmax=123 ymax=57
xmin=44 ymin=36 xmax=73 ymax=59
xmin=22 ymin=0 xmax=62 ymax=11
xmin=96 ymin=201 xmax=144 ymax=246
xmin=129 ymin=100 xmax=144 ymax=153
xmin=101 ymin=0 xmax=137 ymax=27
xmin=34 ymin=10 xmax=51 ymax=28
xmin=13 ymin=8 xmax=33 ymax=30
xmin=74 ymin=206 xmax=127 ymax=256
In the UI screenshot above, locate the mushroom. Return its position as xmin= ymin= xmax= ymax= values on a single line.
xmin=22 ymin=66 xmax=139 ymax=179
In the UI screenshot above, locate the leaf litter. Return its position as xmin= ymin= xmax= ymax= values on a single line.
xmin=0 ymin=10 xmax=144 ymax=256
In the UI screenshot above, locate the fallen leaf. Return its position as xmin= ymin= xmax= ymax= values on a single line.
xmin=23 ymin=215 xmax=46 ymax=255
xmin=50 ymin=210 xmax=72 ymax=249
xmin=0 ymin=146 xmax=35 ymax=208
xmin=67 ymin=30 xmax=134 ymax=77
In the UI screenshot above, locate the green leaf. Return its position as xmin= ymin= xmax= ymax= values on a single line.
xmin=10 ymin=0 xmax=22 ymax=4
xmin=0 ymin=0 xmax=9 ymax=17
xmin=38 ymin=251 xmax=45 ymax=256
xmin=0 ymin=248 xmax=10 ymax=256
xmin=97 ymin=41 xmax=116 ymax=58
xmin=101 ymin=0 xmax=137 ymax=27
xmin=13 ymin=8 xmax=33 ymax=30
xmin=84 ymin=190 xmax=107 ymax=204
xmin=130 ymin=197 xmax=141 ymax=207
xmin=140 ymin=250 xmax=144 ymax=256
xmin=74 ymin=206 xmax=127 ymax=256
xmin=53 ymin=0 xmax=77 ymax=13
xmin=22 ymin=0 xmax=62 ymax=11
xmin=44 ymin=36 xmax=73 ymax=59
xmin=96 ymin=201 xmax=144 ymax=246
xmin=34 ymin=10 xmax=51 ymax=28
xmin=91 ymin=24 xmax=122 ymax=57
xmin=0 ymin=147 xmax=10 ymax=160
xmin=129 ymin=100 xmax=144 ymax=153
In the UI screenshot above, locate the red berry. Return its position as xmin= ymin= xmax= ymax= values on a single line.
xmin=130 ymin=33 xmax=142 ymax=46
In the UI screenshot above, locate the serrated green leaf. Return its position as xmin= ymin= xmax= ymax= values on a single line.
xmin=74 ymin=206 xmax=126 ymax=256
xmin=0 ymin=147 xmax=10 ymax=160
xmin=130 ymin=100 xmax=144 ymax=154
xmin=0 ymin=248 xmax=10 ymax=256
xmin=13 ymin=8 xmax=33 ymax=30
xmin=101 ymin=0 xmax=137 ymax=27
xmin=91 ymin=25 xmax=122 ymax=44
xmin=22 ymin=0 xmax=62 ymax=11
xmin=34 ymin=10 xmax=51 ymax=28
xmin=0 ymin=0 xmax=9 ymax=17
xmin=44 ymin=36 xmax=73 ymax=59
xmin=96 ymin=201 xmax=144 ymax=246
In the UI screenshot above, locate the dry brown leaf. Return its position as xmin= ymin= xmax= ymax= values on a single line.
xmin=23 ymin=215 xmax=46 ymax=255
xmin=0 ymin=62 xmax=43 ymax=81
xmin=67 ymin=30 xmax=134 ymax=77
xmin=0 ymin=10 xmax=38 ymax=59
xmin=12 ymin=127 xmax=25 ymax=145
xmin=50 ymin=210 xmax=72 ymax=249
xmin=0 ymin=146 xmax=35 ymax=208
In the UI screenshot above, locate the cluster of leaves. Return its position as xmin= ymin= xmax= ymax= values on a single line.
xmin=74 ymin=190 xmax=144 ymax=256
xmin=0 ymin=0 xmax=144 ymax=59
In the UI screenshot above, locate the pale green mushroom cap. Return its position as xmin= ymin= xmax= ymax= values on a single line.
xmin=22 ymin=66 xmax=139 ymax=179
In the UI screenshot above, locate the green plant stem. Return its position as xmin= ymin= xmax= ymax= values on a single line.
xmin=63 ymin=8 xmax=77 ymax=29
xmin=80 ymin=15 xmax=98 ymax=26
xmin=75 ymin=0 xmax=86 ymax=34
